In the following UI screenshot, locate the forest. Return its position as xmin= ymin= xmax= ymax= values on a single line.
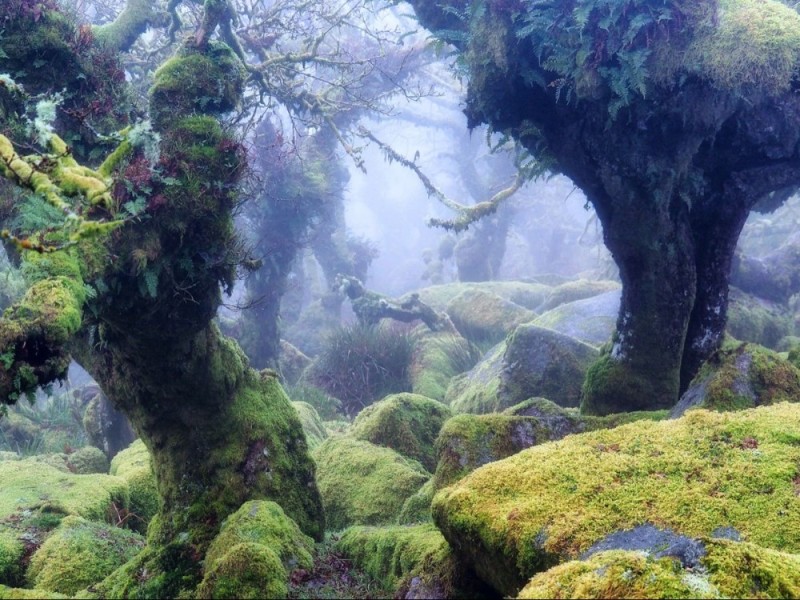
xmin=2 ymin=0 xmax=800 ymax=597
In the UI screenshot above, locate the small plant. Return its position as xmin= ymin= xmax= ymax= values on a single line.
xmin=309 ymin=324 xmax=413 ymax=417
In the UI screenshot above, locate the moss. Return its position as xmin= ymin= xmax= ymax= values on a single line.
xmin=26 ymin=515 xmax=145 ymax=595
xmin=204 ymin=500 xmax=314 ymax=573
xmin=291 ymin=401 xmax=328 ymax=451
xmin=519 ymin=538 xmax=800 ymax=599
xmin=0 ymin=586 xmax=67 ymax=599
xmin=431 ymin=403 xmax=800 ymax=596
xmin=65 ymin=446 xmax=109 ymax=474
xmin=445 ymin=342 xmax=504 ymax=413
xmin=335 ymin=524 xmax=465 ymax=598
xmin=446 ymin=289 xmax=535 ymax=347
xmin=109 ymin=440 xmax=158 ymax=534
xmin=533 ymin=290 xmax=620 ymax=348
xmin=92 ymin=0 xmax=157 ymax=52
xmin=350 ymin=393 xmax=451 ymax=472
xmin=0 ymin=530 xmax=23 ymax=587
xmin=195 ymin=542 xmax=287 ymax=600
xmin=313 ymin=437 xmax=430 ymax=530
xmin=726 ymin=288 xmax=793 ymax=349
xmin=410 ymin=328 xmax=478 ymax=402
xmin=404 ymin=282 xmax=551 ymax=313
xmin=433 ymin=413 xmax=552 ymax=490
xmin=537 ymin=280 xmax=620 ymax=312
xmin=398 ymin=479 xmax=435 ymax=525
xmin=0 ymin=459 xmax=129 ymax=523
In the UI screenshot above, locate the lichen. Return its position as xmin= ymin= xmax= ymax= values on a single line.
xmin=350 ymin=393 xmax=452 ymax=471
xmin=313 ymin=437 xmax=430 ymax=530
xmin=26 ymin=515 xmax=145 ymax=595
xmin=432 ymin=403 xmax=800 ymax=596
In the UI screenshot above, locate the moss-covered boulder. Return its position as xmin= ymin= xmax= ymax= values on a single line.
xmin=65 ymin=446 xmax=109 ymax=474
xmin=195 ymin=542 xmax=287 ymax=600
xmin=537 ymin=279 xmax=620 ymax=312
xmin=291 ymin=401 xmax=328 ymax=451
xmin=518 ymin=539 xmax=800 ymax=599
xmin=26 ymin=516 xmax=145 ymax=595
xmin=447 ymin=325 xmax=598 ymax=413
xmin=432 ymin=403 xmax=800 ymax=596
xmin=109 ymin=439 xmax=158 ymax=534
xmin=313 ymin=437 xmax=429 ymax=530
xmin=409 ymin=326 xmax=478 ymax=402
xmin=404 ymin=281 xmax=551 ymax=313
xmin=81 ymin=390 xmax=136 ymax=460
xmin=727 ymin=287 xmax=795 ymax=350
xmin=446 ymin=289 xmax=536 ymax=346
xmin=533 ymin=290 xmax=620 ymax=347
xmin=205 ymin=500 xmax=314 ymax=573
xmin=398 ymin=479 xmax=436 ymax=525
xmin=350 ymin=393 xmax=451 ymax=471
xmin=336 ymin=524 xmax=476 ymax=599
xmin=672 ymin=342 xmax=800 ymax=418
xmin=279 ymin=340 xmax=312 ymax=386
xmin=0 ymin=531 xmax=23 ymax=587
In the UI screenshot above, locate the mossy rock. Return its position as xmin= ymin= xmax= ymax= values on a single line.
xmin=313 ymin=437 xmax=429 ymax=530
xmin=0 ymin=586 xmax=67 ymax=599
xmin=336 ymin=524 xmax=476 ymax=599
xmin=350 ymin=393 xmax=452 ymax=472
xmin=432 ymin=403 xmax=800 ymax=596
xmin=109 ymin=440 xmax=158 ymax=534
xmin=409 ymin=326 xmax=478 ymax=402
xmin=672 ymin=342 xmax=800 ymax=418
xmin=447 ymin=325 xmax=598 ymax=413
xmin=727 ymin=287 xmax=794 ymax=350
xmin=0 ymin=530 xmax=23 ymax=587
xmin=279 ymin=340 xmax=312 ymax=386
xmin=26 ymin=516 xmax=145 ymax=595
xmin=533 ymin=290 xmax=620 ymax=347
xmin=195 ymin=542 xmax=287 ymax=600
xmin=404 ymin=281 xmax=551 ymax=312
xmin=398 ymin=479 xmax=436 ymax=525
xmin=205 ymin=500 xmax=314 ymax=573
xmin=537 ymin=279 xmax=620 ymax=312
xmin=446 ymin=289 xmax=536 ymax=346
xmin=291 ymin=401 xmax=328 ymax=451
xmin=65 ymin=446 xmax=109 ymax=474
xmin=518 ymin=539 xmax=800 ymax=599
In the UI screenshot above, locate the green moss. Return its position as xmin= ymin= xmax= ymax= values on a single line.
xmin=538 ymin=280 xmax=620 ymax=312
xmin=519 ymin=538 xmax=800 ymax=599
xmin=432 ymin=403 xmax=800 ymax=596
xmin=726 ymin=289 xmax=793 ymax=349
xmin=444 ymin=342 xmax=504 ymax=414
xmin=109 ymin=440 xmax=158 ymax=534
xmin=0 ymin=530 xmax=23 ymax=587
xmin=26 ymin=515 xmax=145 ymax=595
xmin=336 ymin=524 xmax=463 ymax=598
xmin=350 ymin=393 xmax=451 ymax=471
xmin=66 ymin=447 xmax=109 ymax=475
xmin=446 ymin=289 xmax=535 ymax=347
xmin=410 ymin=328 xmax=478 ymax=401
xmin=313 ymin=437 xmax=430 ymax=530
xmin=404 ymin=282 xmax=551 ymax=312
xmin=195 ymin=542 xmax=287 ymax=600
xmin=433 ymin=413 xmax=551 ymax=490
xmin=398 ymin=479 xmax=435 ymax=525
xmin=291 ymin=401 xmax=328 ymax=450
xmin=205 ymin=500 xmax=314 ymax=573
xmin=0 ymin=586 xmax=67 ymax=599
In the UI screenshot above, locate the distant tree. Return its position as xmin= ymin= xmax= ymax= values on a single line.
xmin=406 ymin=0 xmax=800 ymax=413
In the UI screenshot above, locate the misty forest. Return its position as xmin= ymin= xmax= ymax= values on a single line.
xmin=4 ymin=0 xmax=800 ymax=598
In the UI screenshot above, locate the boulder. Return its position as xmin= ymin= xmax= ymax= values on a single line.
xmin=432 ymin=403 xmax=800 ymax=596
xmin=533 ymin=290 xmax=619 ymax=347
xmin=536 ymin=279 xmax=620 ymax=312
xmin=109 ymin=440 xmax=158 ymax=533
xmin=409 ymin=326 xmax=478 ymax=402
xmin=727 ymin=287 xmax=795 ymax=349
xmin=291 ymin=401 xmax=328 ymax=450
xmin=278 ymin=340 xmax=312 ymax=386
xmin=446 ymin=289 xmax=536 ymax=346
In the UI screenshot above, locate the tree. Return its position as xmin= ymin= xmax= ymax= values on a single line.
xmin=405 ymin=0 xmax=800 ymax=413
xmin=0 ymin=0 xmax=417 ymax=594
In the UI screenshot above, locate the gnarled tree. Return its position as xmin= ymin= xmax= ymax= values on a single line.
xmin=406 ymin=0 xmax=800 ymax=413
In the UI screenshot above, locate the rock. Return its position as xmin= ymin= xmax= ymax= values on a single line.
xmin=447 ymin=325 xmax=598 ymax=413
xmin=109 ymin=440 xmax=158 ymax=533
xmin=291 ymin=401 xmax=328 ymax=450
xmin=313 ymin=437 xmax=429 ymax=530
xmin=533 ymin=290 xmax=620 ymax=347
xmin=26 ymin=516 xmax=145 ymax=595
xmin=672 ymin=342 xmax=800 ymax=418
xmin=81 ymin=386 xmax=136 ymax=460
xmin=65 ymin=446 xmax=108 ymax=474
xmin=409 ymin=326 xmax=479 ymax=402
xmin=350 ymin=393 xmax=451 ymax=472
xmin=537 ymin=279 xmax=620 ymax=312
xmin=278 ymin=340 xmax=312 ymax=386
xmin=403 ymin=282 xmax=551 ymax=313
xmin=727 ymin=287 xmax=795 ymax=349
xmin=432 ymin=403 xmax=800 ymax=596
xmin=398 ymin=480 xmax=435 ymax=525
xmin=336 ymin=524 xmax=480 ymax=599
xmin=195 ymin=542 xmax=287 ymax=600
xmin=446 ymin=289 xmax=536 ymax=346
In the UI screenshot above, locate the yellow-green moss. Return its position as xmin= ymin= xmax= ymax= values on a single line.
xmin=313 ymin=437 xmax=429 ymax=530
xmin=405 ymin=282 xmax=551 ymax=312
xmin=291 ymin=401 xmax=328 ymax=451
xmin=0 ymin=586 xmax=67 ymax=599
xmin=205 ymin=500 xmax=313 ymax=573
xmin=195 ymin=542 xmax=287 ymax=600
xmin=446 ymin=289 xmax=535 ymax=346
xmin=350 ymin=393 xmax=452 ymax=471
xmin=336 ymin=524 xmax=463 ymax=598
xmin=445 ymin=342 xmax=504 ymax=414
xmin=398 ymin=479 xmax=435 ymax=525
xmin=0 ymin=530 xmax=23 ymax=586
xmin=519 ymin=538 xmax=800 ymax=599
xmin=432 ymin=403 xmax=800 ymax=596
xmin=65 ymin=447 xmax=109 ymax=475
xmin=109 ymin=440 xmax=158 ymax=533
xmin=409 ymin=328 xmax=477 ymax=402
xmin=26 ymin=516 xmax=145 ymax=595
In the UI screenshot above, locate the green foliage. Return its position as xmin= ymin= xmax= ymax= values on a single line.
xmin=310 ymin=324 xmax=414 ymax=417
